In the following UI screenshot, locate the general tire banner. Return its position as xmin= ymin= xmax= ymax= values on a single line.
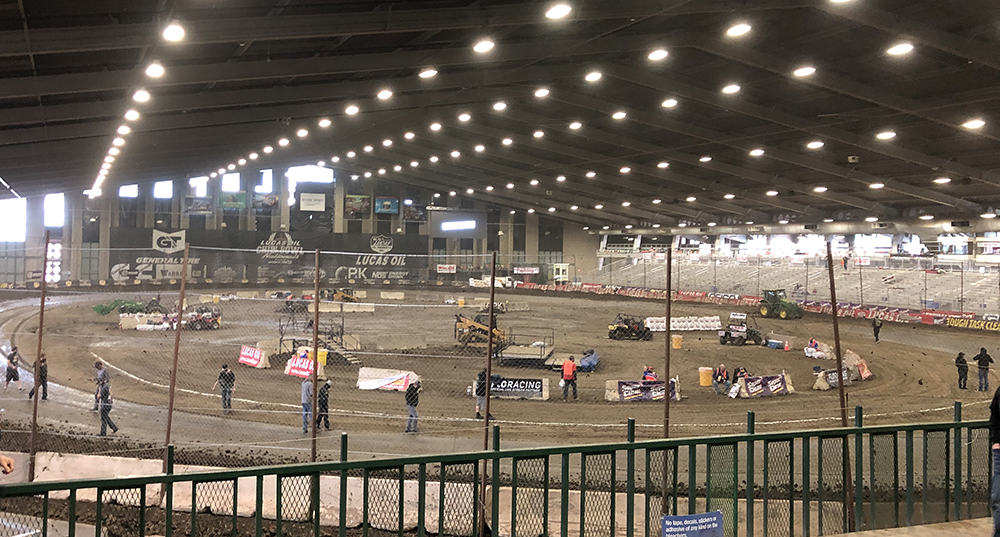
xmin=490 ymin=377 xmax=544 ymax=399
xmin=617 ymin=379 xmax=678 ymax=402
xmin=741 ymin=375 xmax=790 ymax=398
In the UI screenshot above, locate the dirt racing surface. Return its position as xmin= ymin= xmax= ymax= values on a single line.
xmin=7 ymin=287 xmax=1000 ymax=458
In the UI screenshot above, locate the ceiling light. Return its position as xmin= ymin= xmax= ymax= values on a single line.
xmin=533 ymin=130 xmax=545 ymax=138
xmin=625 ymin=224 xmax=633 ymax=229
xmin=548 ymin=207 xmax=556 ymax=212
xmin=612 ymin=110 xmax=627 ymax=120
xmin=363 ymin=145 xmax=373 ymax=152
xmin=534 ymin=87 xmax=550 ymax=98
xmin=651 ymin=199 xmax=662 ymax=204
xmin=278 ymin=138 xmax=290 ymax=147
xmin=829 ymin=0 xmax=855 ymax=3
xmin=919 ymin=214 xmax=934 ymax=220
xmin=657 ymin=161 xmax=669 ymax=169
xmin=430 ymin=122 xmax=442 ymax=131
xmin=116 ymin=125 xmax=131 ymax=135
xmin=506 ymin=183 xmax=514 ymax=189
xmin=621 ymin=201 xmax=631 ymax=207
xmin=619 ymin=166 xmax=631 ymax=174
xmin=502 ymin=137 xmax=513 ymax=145
xmin=210 ymin=172 xmax=217 ymax=178
xmin=865 ymin=216 xmax=879 ymax=222
xmin=792 ymin=66 xmax=816 ymax=78
xmin=227 ymin=163 xmax=236 ymax=170
xmin=249 ymin=152 xmax=259 ymax=159
xmin=530 ymin=179 xmax=539 ymax=186
xmin=652 ymin=224 xmax=661 ymax=228
xmin=724 ymin=193 xmax=736 ymax=199
xmin=545 ymin=3 xmax=572 ymax=19
xmin=486 ymin=185 xmax=494 ymax=191
xmin=364 ymin=172 xmax=372 ymax=178
xmin=318 ymin=118 xmax=332 ymax=128
xmin=124 ymin=109 xmax=140 ymax=121
xmin=345 ymin=150 xmax=355 ymax=158
xmin=132 ymin=89 xmax=151 ymax=103
xmin=475 ymin=144 xmax=486 ymax=152
xmin=699 ymin=156 xmax=712 ymax=163
xmin=345 ymin=104 xmax=360 ymax=115
xmin=527 ymin=209 xmax=535 ymax=214
xmin=145 ymin=62 xmax=165 ymax=78
xmin=296 ymin=128 xmax=308 ymax=138
xmin=983 ymin=213 xmax=998 ymax=219
xmin=823 ymin=218 xmax=834 ymax=223
xmin=602 ymin=225 xmax=610 ymax=230
xmin=766 ymin=190 xmax=779 ymax=196
xmin=594 ymin=204 xmax=604 ymax=209
xmin=458 ymin=112 xmax=471 ymax=122
xmin=510 ymin=210 xmax=516 ymax=214
xmin=876 ymin=130 xmax=896 ymax=140
xmin=648 ymin=48 xmax=669 ymax=61
xmin=585 ymin=171 xmax=596 ymax=178
xmin=404 ymin=131 xmax=415 ymax=140
xmin=749 ymin=148 xmax=765 ymax=157
xmin=112 ymin=137 xmax=125 ymax=146
xmin=318 ymin=161 xmax=326 ymax=167
xmin=569 ymin=121 xmax=582 ymax=130
xmin=806 ymin=140 xmax=824 ymax=149
xmin=661 ymin=98 xmax=678 ymax=108
xmin=726 ymin=22 xmax=752 ymax=37
xmin=419 ymin=68 xmax=438 ymax=79
xmin=162 ymin=23 xmax=185 ymax=42
xmin=778 ymin=219 xmax=789 ymax=225
xmin=351 ymin=175 xmax=359 ymax=181
xmin=685 ymin=196 xmax=697 ymax=202
xmin=886 ymin=42 xmax=914 ymax=56
xmin=217 ymin=168 xmax=226 ymax=174
xmin=584 ymin=71 xmax=602 ymax=82
xmin=104 ymin=156 xmax=114 ymax=163
xmin=238 ymin=158 xmax=247 ymax=165
xmin=378 ymin=168 xmax=386 ymax=175
xmin=410 ymin=161 xmax=419 ymax=167
xmin=376 ymin=88 xmax=393 ymax=100
xmin=393 ymin=165 xmax=402 ymax=172
xmin=383 ymin=138 xmax=393 ymax=147
xmin=933 ymin=177 xmax=951 ymax=184
xmin=473 ymin=39 xmax=495 ymax=53
xmin=466 ymin=188 xmax=475 ymax=194
xmin=492 ymin=101 xmax=507 ymax=111
xmin=814 ymin=186 xmax=828 ymax=193
xmin=451 ymin=150 xmax=461 ymax=158
xmin=108 ymin=147 xmax=120 ymax=156
xmin=963 ymin=118 xmax=986 ymax=130
xmin=330 ymin=156 xmax=339 ymax=162
xmin=101 ymin=163 xmax=111 ymax=170
xmin=429 ymin=155 xmax=439 ymax=163
xmin=264 ymin=145 xmax=274 ymax=154
xmin=556 ymin=175 xmax=566 ymax=182
xmin=722 ymin=84 xmax=741 ymax=94
xmin=869 ymin=182 xmax=885 ymax=189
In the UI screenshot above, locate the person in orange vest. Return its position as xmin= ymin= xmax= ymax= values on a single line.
xmin=561 ymin=356 xmax=578 ymax=401
xmin=712 ymin=363 xmax=731 ymax=395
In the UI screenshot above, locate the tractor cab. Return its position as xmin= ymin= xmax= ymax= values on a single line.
xmin=758 ymin=289 xmax=804 ymax=320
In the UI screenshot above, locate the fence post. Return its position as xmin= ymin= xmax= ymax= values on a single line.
xmin=163 ymin=245 xmax=190 ymax=473
xmin=626 ymin=418 xmax=635 ymax=537
xmin=340 ymin=432 xmax=348 ymax=537
xmin=28 ymin=230 xmax=50 ymax=482
xmin=492 ymin=425 xmax=501 ymax=536
xmin=561 ymin=452 xmax=570 ymax=537
xmin=746 ymin=412 xmax=755 ymax=537
xmin=165 ymin=444 xmax=174 ymax=537
xmin=854 ymin=406 xmax=864 ymax=531
xmin=953 ymin=402 xmax=962 ymax=520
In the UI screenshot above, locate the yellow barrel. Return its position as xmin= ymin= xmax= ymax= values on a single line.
xmin=698 ymin=367 xmax=713 ymax=387
xmin=457 ymin=298 xmax=466 ymax=306
xmin=671 ymin=334 xmax=684 ymax=349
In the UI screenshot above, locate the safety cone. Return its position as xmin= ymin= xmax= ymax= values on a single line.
xmin=784 ymin=341 xmax=790 ymax=351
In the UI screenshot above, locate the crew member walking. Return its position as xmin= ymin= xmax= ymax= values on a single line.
xmin=301 ymin=377 xmax=313 ymax=434
xmin=98 ymin=382 xmax=118 ymax=436
xmin=316 ymin=379 xmax=331 ymax=431
xmin=475 ymin=369 xmax=489 ymax=419
xmin=27 ymin=354 xmax=47 ymax=400
xmin=404 ymin=380 xmax=420 ymax=433
xmin=871 ymin=318 xmax=883 ymax=343
xmin=561 ymin=355 xmax=578 ymax=401
xmin=956 ymin=352 xmax=969 ymax=390
xmin=978 ymin=348 xmax=994 ymax=392
xmin=212 ymin=364 xmax=235 ymax=414
xmin=713 ymin=363 xmax=731 ymax=395
xmin=4 ymin=347 xmax=21 ymax=391
xmin=92 ymin=361 xmax=109 ymax=411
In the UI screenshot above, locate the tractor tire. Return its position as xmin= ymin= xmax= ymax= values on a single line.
xmin=753 ymin=336 xmax=763 ymax=346
xmin=759 ymin=304 xmax=769 ymax=317
xmin=642 ymin=330 xmax=652 ymax=341
xmin=719 ymin=335 xmax=728 ymax=345
xmin=609 ymin=330 xmax=618 ymax=340
xmin=779 ymin=307 xmax=789 ymax=320
xmin=734 ymin=336 xmax=746 ymax=346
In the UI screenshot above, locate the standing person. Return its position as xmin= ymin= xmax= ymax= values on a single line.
xmin=561 ymin=355 xmax=578 ymax=401
xmin=316 ymin=379 xmax=331 ymax=431
xmin=4 ymin=347 xmax=21 ymax=391
xmin=977 ymin=348 xmax=994 ymax=392
xmin=212 ymin=364 xmax=235 ymax=415
xmin=871 ymin=318 xmax=883 ymax=343
xmin=956 ymin=352 xmax=969 ymax=390
xmin=712 ymin=363 xmax=731 ymax=395
xmin=475 ymin=369 xmax=488 ymax=419
xmin=91 ymin=361 xmax=109 ymax=411
xmin=27 ymin=354 xmax=47 ymax=401
xmin=404 ymin=380 xmax=420 ymax=433
xmin=98 ymin=381 xmax=118 ymax=436
xmin=989 ymin=384 xmax=1000 ymax=535
xmin=300 ymin=377 xmax=313 ymax=434
xmin=842 ymin=255 xmax=849 ymax=272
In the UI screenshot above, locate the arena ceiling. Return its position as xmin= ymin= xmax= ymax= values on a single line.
xmin=1 ymin=0 xmax=1000 ymax=231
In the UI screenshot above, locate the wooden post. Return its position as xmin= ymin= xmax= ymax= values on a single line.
xmin=312 ymin=249 xmax=320 ymax=462
xmin=163 ymin=245 xmax=190 ymax=471
xmin=479 ymin=252 xmax=498 ymax=537
xmin=826 ymin=241 xmax=856 ymax=529
xmin=27 ymin=230 xmax=50 ymax=482
xmin=662 ymin=245 xmax=672 ymax=515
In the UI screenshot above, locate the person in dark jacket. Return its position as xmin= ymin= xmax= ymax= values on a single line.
xmin=977 ymin=348 xmax=994 ymax=392
xmin=404 ymin=380 xmax=421 ymax=433
xmin=316 ymin=380 xmax=331 ymax=431
xmin=212 ymin=364 xmax=235 ymax=414
xmin=988 ymin=386 xmax=1000 ymax=534
xmin=27 ymin=354 xmax=47 ymax=400
xmin=955 ymin=352 xmax=969 ymax=390
xmin=98 ymin=382 xmax=118 ymax=436
xmin=871 ymin=318 xmax=883 ymax=343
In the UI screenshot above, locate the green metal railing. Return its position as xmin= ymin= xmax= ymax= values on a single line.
xmin=0 ymin=405 xmax=991 ymax=537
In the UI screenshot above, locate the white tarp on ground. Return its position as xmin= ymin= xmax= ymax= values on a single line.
xmin=356 ymin=367 xmax=419 ymax=391
xmin=645 ymin=316 xmax=722 ymax=332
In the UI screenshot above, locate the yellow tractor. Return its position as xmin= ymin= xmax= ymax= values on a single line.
xmin=454 ymin=313 xmax=509 ymax=352
xmin=321 ymin=287 xmax=359 ymax=302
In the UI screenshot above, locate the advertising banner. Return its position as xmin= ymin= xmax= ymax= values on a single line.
xmin=436 ymin=264 xmax=457 ymax=274
xmin=253 ymin=192 xmax=279 ymax=208
xmin=219 ymin=192 xmax=247 ymax=209
xmin=374 ymin=197 xmax=399 ymax=214
xmin=356 ymin=367 xmax=417 ymax=392
xmin=741 ymin=375 xmax=790 ymax=398
xmin=616 ymin=379 xmax=678 ymax=402
xmin=238 ymin=345 xmax=264 ymax=367
xmin=299 ymin=192 xmax=326 ymax=212
xmin=286 ymin=352 xmax=314 ymax=378
xmin=184 ymin=197 xmax=213 ymax=215
xmin=490 ymin=377 xmax=544 ymax=399
xmin=513 ymin=266 xmax=540 ymax=274
xmin=344 ymin=195 xmax=371 ymax=219
xmin=403 ymin=203 xmax=426 ymax=221
xmin=661 ymin=512 xmax=724 ymax=537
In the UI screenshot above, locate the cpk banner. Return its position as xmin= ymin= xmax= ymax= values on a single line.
xmin=238 ymin=345 xmax=264 ymax=367
xmin=285 ymin=352 xmax=314 ymax=378
xmin=616 ymin=380 xmax=679 ymax=402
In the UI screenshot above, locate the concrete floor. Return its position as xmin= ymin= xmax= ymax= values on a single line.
xmin=828 ymin=518 xmax=992 ymax=536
